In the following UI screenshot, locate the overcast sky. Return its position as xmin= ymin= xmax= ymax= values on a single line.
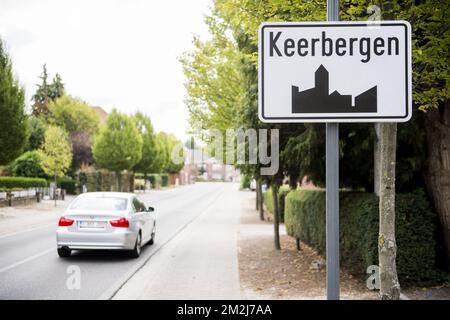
xmin=0 ymin=0 xmax=211 ymax=142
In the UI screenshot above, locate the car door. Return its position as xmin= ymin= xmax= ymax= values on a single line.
xmin=141 ymin=200 xmax=154 ymax=242
xmin=132 ymin=197 xmax=146 ymax=239
xmin=133 ymin=197 xmax=151 ymax=242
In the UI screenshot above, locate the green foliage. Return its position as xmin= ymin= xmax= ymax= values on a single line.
xmin=285 ymin=188 xmax=442 ymax=285
xmin=160 ymin=133 xmax=185 ymax=174
xmin=132 ymin=112 xmax=157 ymax=174
xmin=240 ymin=174 xmax=251 ymax=190
xmin=48 ymin=95 xmax=99 ymax=135
xmin=26 ymin=116 xmax=47 ymax=151
xmin=10 ymin=150 xmax=47 ymax=178
xmin=147 ymin=174 xmax=159 ymax=188
xmin=92 ymin=109 xmax=143 ymax=173
xmin=57 ymin=177 xmax=77 ymax=194
xmin=263 ymin=186 xmax=290 ymax=222
xmin=39 ymin=125 xmax=72 ymax=178
xmin=160 ymin=174 xmax=169 ymax=187
xmin=31 ymin=65 xmax=65 ymax=117
xmin=0 ymin=176 xmax=48 ymax=189
xmin=76 ymin=170 xmax=133 ymax=192
xmin=0 ymin=38 xmax=27 ymax=165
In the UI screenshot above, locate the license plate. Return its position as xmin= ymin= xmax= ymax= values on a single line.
xmin=78 ymin=220 xmax=106 ymax=228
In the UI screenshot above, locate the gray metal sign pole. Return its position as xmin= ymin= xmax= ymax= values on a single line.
xmin=326 ymin=0 xmax=340 ymax=300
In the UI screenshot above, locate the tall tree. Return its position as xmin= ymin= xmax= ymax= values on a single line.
xmin=31 ymin=65 xmax=65 ymax=117
xmin=49 ymin=73 xmax=65 ymax=101
xmin=48 ymin=95 xmax=99 ymax=135
xmin=31 ymin=64 xmax=51 ymax=117
xmin=132 ymin=112 xmax=157 ymax=177
xmin=92 ymin=109 xmax=143 ymax=191
xmin=39 ymin=125 xmax=72 ymax=205
xmin=71 ymin=131 xmax=94 ymax=169
xmin=0 ymin=38 xmax=27 ymax=165
xmin=26 ymin=116 xmax=47 ymax=151
xmin=160 ymin=133 xmax=185 ymax=174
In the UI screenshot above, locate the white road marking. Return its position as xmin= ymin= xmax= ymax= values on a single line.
xmin=0 ymin=248 xmax=54 ymax=273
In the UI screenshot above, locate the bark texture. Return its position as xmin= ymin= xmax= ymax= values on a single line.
xmin=258 ymin=180 xmax=264 ymax=221
xmin=424 ymin=105 xmax=450 ymax=270
xmin=272 ymin=183 xmax=281 ymax=250
xmin=378 ymin=123 xmax=401 ymax=300
xmin=256 ymin=180 xmax=260 ymax=210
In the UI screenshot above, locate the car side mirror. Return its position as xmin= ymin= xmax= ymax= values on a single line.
xmin=147 ymin=206 xmax=154 ymax=212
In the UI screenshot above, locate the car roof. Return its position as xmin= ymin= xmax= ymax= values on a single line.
xmin=76 ymin=192 xmax=136 ymax=199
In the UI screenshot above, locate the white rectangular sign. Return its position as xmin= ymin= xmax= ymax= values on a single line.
xmin=259 ymin=21 xmax=412 ymax=123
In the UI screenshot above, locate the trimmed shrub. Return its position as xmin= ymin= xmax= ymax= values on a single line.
xmin=264 ymin=186 xmax=290 ymax=222
xmin=57 ymin=177 xmax=77 ymax=194
xmin=284 ymin=188 xmax=441 ymax=285
xmin=10 ymin=151 xmax=47 ymax=179
xmin=161 ymin=174 xmax=169 ymax=187
xmin=147 ymin=174 xmax=162 ymax=188
xmin=0 ymin=176 xmax=48 ymax=189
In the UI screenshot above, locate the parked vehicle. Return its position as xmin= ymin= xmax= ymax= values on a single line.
xmin=56 ymin=192 xmax=156 ymax=258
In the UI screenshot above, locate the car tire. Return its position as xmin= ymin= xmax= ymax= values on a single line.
xmin=148 ymin=224 xmax=156 ymax=245
xmin=57 ymin=247 xmax=71 ymax=258
xmin=130 ymin=232 xmax=142 ymax=258
xmin=149 ymin=230 xmax=155 ymax=245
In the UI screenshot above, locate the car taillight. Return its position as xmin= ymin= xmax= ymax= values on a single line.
xmin=58 ymin=217 xmax=74 ymax=227
xmin=110 ymin=218 xmax=129 ymax=228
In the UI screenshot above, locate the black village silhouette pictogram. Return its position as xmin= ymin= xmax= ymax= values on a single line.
xmin=292 ymin=65 xmax=377 ymax=113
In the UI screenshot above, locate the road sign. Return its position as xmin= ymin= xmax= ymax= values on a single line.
xmin=259 ymin=21 xmax=412 ymax=123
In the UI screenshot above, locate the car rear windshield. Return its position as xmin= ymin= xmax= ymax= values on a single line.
xmin=70 ymin=197 xmax=128 ymax=211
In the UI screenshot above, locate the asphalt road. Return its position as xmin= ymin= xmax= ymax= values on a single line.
xmin=0 ymin=182 xmax=228 ymax=299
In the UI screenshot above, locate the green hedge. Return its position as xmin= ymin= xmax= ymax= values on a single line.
xmin=161 ymin=174 xmax=169 ymax=187
xmin=57 ymin=177 xmax=77 ymax=194
xmin=0 ymin=177 xmax=48 ymax=189
xmin=264 ymin=186 xmax=290 ymax=223
xmin=285 ymin=188 xmax=440 ymax=285
xmin=77 ymin=171 xmax=133 ymax=192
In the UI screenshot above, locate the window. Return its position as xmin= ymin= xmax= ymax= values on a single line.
xmin=70 ymin=197 xmax=128 ymax=211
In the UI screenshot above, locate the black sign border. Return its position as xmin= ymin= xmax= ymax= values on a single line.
xmin=260 ymin=22 xmax=410 ymax=121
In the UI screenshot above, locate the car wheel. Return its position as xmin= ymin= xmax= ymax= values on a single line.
xmin=149 ymin=229 xmax=155 ymax=245
xmin=57 ymin=247 xmax=71 ymax=258
xmin=130 ymin=232 xmax=142 ymax=258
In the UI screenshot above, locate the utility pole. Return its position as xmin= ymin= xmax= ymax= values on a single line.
xmin=326 ymin=0 xmax=340 ymax=300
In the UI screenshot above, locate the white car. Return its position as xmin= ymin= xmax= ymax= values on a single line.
xmin=56 ymin=192 xmax=156 ymax=258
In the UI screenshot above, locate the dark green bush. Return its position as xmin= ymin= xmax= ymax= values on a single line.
xmin=0 ymin=176 xmax=48 ymax=189
xmin=285 ymin=188 xmax=440 ymax=285
xmin=76 ymin=170 xmax=135 ymax=192
xmin=161 ymin=174 xmax=169 ymax=187
xmin=57 ymin=177 xmax=77 ymax=194
xmin=10 ymin=151 xmax=47 ymax=179
xmin=264 ymin=186 xmax=290 ymax=223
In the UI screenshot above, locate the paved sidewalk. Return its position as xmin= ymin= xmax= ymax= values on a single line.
xmin=113 ymin=183 xmax=242 ymax=300
xmin=0 ymin=197 xmax=75 ymax=237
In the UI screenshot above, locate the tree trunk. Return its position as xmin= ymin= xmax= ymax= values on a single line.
xmin=258 ymin=181 xmax=264 ymax=221
xmin=424 ymin=104 xmax=450 ymax=270
xmin=272 ymin=183 xmax=281 ymax=250
xmin=374 ymin=123 xmax=381 ymax=196
xmin=256 ymin=179 xmax=260 ymax=210
xmin=130 ymin=172 xmax=135 ymax=193
xmin=54 ymin=173 xmax=57 ymax=207
xmin=116 ymin=172 xmax=121 ymax=192
xmin=378 ymin=123 xmax=401 ymax=300
xmin=289 ymin=174 xmax=299 ymax=190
